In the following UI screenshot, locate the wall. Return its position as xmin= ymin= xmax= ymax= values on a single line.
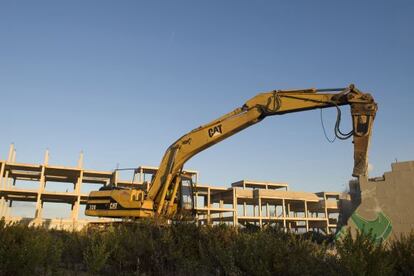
xmin=339 ymin=161 xmax=414 ymax=242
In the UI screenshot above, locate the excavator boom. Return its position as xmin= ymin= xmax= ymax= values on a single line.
xmin=85 ymin=84 xmax=377 ymax=219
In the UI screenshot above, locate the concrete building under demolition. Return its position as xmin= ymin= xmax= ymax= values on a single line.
xmin=1 ymin=144 xmax=414 ymax=241
xmin=339 ymin=160 xmax=414 ymax=242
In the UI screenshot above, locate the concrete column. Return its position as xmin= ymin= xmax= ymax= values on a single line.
xmin=112 ymin=170 xmax=119 ymax=187
xmin=0 ymin=161 xmax=5 ymax=218
xmin=0 ymin=161 xmax=5 ymax=189
xmin=287 ymin=202 xmax=291 ymax=230
xmin=35 ymin=149 xmax=49 ymax=220
xmin=7 ymin=144 xmax=15 ymax=163
xmin=219 ymin=198 xmax=223 ymax=221
xmin=139 ymin=167 xmax=143 ymax=183
xmin=11 ymin=148 xmax=16 ymax=164
xmin=1 ymin=144 xmax=15 ymax=218
xmin=5 ymin=148 xmax=16 ymax=218
xmin=0 ymin=161 xmax=6 ymax=189
xmin=232 ymin=188 xmax=238 ymax=227
xmin=77 ymin=151 xmax=84 ymax=168
xmin=194 ymin=190 xmax=199 ymax=224
xmin=323 ymin=193 xmax=330 ymax=234
xmin=71 ymin=173 xmax=83 ymax=220
xmin=287 ymin=202 xmax=290 ymax=217
xmin=304 ymin=201 xmax=309 ymax=232
xmin=253 ymin=203 xmax=255 ymax=217
xmin=258 ymin=196 xmax=262 ymax=228
xmin=266 ymin=202 xmax=270 ymax=218
xmin=282 ymin=199 xmax=286 ymax=229
xmin=243 ymin=201 xmax=246 ymax=217
xmin=72 ymin=152 xmax=84 ymax=221
xmin=207 ymin=187 xmax=211 ymax=225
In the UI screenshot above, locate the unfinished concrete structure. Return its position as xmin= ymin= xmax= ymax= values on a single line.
xmin=0 ymin=144 xmax=199 ymax=230
xmin=193 ymin=181 xmax=343 ymax=233
xmin=0 ymin=144 xmax=347 ymax=233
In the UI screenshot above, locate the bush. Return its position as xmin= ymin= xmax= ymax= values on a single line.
xmin=389 ymin=231 xmax=414 ymax=275
xmin=83 ymin=231 xmax=111 ymax=274
xmin=233 ymin=228 xmax=336 ymax=276
xmin=0 ymin=219 xmax=63 ymax=275
xmin=1 ymin=219 xmax=414 ymax=275
xmin=59 ymin=229 xmax=87 ymax=272
xmin=336 ymin=229 xmax=393 ymax=276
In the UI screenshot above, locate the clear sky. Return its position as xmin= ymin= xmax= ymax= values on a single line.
xmin=1 ymin=0 xmax=413 ymax=217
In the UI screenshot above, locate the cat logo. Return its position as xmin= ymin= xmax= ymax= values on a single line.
xmin=109 ymin=202 xmax=118 ymax=210
xmin=208 ymin=124 xmax=223 ymax=138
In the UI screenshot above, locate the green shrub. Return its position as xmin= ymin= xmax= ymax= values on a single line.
xmin=1 ymin=219 xmax=414 ymax=275
xmin=389 ymin=231 xmax=414 ymax=275
xmin=60 ymin=229 xmax=87 ymax=272
xmin=336 ymin=229 xmax=393 ymax=276
xmin=198 ymin=224 xmax=239 ymax=275
xmin=0 ymin=219 xmax=63 ymax=275
xmin=233 ymin=228 xmax=336 ymax=276
xmin=83 ymin=231 xmax=111 ymax=274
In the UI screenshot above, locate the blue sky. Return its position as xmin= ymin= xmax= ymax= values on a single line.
xmin=1 ymin=0 xmax=413 ymax=215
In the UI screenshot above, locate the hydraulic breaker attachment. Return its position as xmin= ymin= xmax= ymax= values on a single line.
xmin=351 ymin=101 xmax=378 ymax=177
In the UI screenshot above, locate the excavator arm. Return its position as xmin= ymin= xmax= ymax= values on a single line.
xmin=85 ymin=84 xmax=377 ymax=219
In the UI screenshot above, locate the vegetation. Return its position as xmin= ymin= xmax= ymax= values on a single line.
xmin=0 ymin=219 xmax=413 ymax=275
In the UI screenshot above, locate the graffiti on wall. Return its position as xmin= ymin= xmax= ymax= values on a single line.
xmin=337 ymin=211 xmax=392 ymax=243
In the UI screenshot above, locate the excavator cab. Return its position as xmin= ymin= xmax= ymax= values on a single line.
xmin=179 ymin=174 xmax=196 ymax=211
xmin=160 ymin=172 xmax=196 ymax=218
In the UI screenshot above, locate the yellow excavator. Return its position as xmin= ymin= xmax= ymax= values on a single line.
xmin=85 ymin=84 xmax=377 ymax=219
